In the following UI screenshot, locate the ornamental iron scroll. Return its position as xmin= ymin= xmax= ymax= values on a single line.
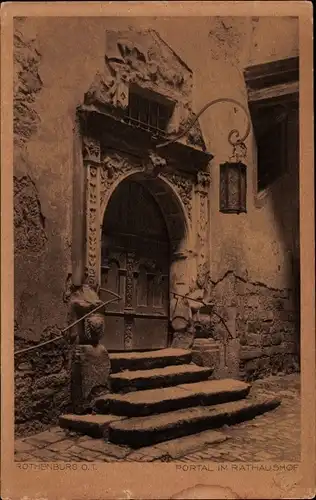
xmin=156 ymin=97 xmax=251 ymax=213
xmin=155 ymin=97 xmax=251 ymax=156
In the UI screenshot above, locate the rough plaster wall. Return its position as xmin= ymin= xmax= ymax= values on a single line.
xmin=184 ymin=16 xmax=299 ymax=379
xmin=14 ymin=16 xmax=299 ymax=433
xmin=248 ymin=16 xmax=299 ymax=64
xmin=14 ymin=18 xmax=74 ymax=436
xmin=201 ymin=16 xmax=298 ymax=287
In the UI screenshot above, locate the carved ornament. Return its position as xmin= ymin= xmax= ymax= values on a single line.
xmin=84 ymin=313 xmax=105 ymax=345
xmin=85 ymin=30 xmax=191 ymax=112
xmin=86 ymin=165 xmax=99 ymax=287
xmin=83 ymin=29 xmax=209 ymax=153
xmin=143 ymin=151 xmax=167 ymax=178
xmin=100 ymin=154 xmax=139 ymax=212
xmin=197 ymin=195 xmax=208 ymax=247
xmin=125 ymin=251 xmax=136 ymax=309
xmin=82 ymin=136 xmax=101 ymax=164
xmin=161 ymin=171 xmax=193 ymax=221
xmin=197 ymin=171 xmax=211 ymax=192
xmin=85 ymin=148 xmax=197 ymax=285
xmin=124 ymin=318 xmax=133 ymax=350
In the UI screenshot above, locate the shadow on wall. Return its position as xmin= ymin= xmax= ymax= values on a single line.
xmin=259 ymin=104 xmax=300 ymax=360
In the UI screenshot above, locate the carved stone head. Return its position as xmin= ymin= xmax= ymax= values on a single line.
xmin=84 ymin=313 xmax=104 ymax=345
xmin=143 ymin=151 xmax=167 ymax=178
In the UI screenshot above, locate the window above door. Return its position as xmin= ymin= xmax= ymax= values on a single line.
xmin=123 ymin=85 xmax=175 ymax=137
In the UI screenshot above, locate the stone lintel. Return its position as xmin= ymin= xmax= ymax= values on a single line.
xmin=78 ymin=105 xmax=212 ymax=171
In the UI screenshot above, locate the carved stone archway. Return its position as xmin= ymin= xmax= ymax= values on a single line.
xmin=74 ymin=27 xmax=213 ymax=348
xmin=82 ymin=137 xmax=199 ymax=297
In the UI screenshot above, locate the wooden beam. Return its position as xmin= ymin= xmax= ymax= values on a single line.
xmin=248 ymin=81 xmax=299 ymax=104
xmin=244 ymin=56 xmax=299 ymax=91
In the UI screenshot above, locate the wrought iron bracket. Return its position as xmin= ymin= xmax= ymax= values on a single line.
xmin=156 ymin=97 xmax=251 ymax=160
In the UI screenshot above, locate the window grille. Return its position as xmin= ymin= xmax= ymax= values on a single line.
xmin=124 ymin=90 xmax=172 ymax=136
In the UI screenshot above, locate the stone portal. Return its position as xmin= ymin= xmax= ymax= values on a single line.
xmin=76 ymin=27 xmax=212 ymax=351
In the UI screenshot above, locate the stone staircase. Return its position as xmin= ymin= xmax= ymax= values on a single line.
xmin=59 ymin=348 xmax=281 ymax=449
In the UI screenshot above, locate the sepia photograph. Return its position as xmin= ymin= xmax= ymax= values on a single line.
xmin=1 ymin=2 xmax=314 ymax=499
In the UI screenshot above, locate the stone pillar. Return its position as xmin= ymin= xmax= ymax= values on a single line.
xmin=82 ymin=135 xmax=101 ymax=289
xmin=72 ymin=116 xmax=86 ymax=286
xmin=195 ymin=171 xmax=211 ymax=286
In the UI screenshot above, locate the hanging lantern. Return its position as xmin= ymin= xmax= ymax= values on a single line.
xmin=220 ymin=161 xmax=247 ymax=214
xmin=219 ymin=135 xmax=248 ymax=214
xmin=155 ymin=97 xmax=250 ymax=215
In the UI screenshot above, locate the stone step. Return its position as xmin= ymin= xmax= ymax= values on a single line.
xmin=110 ymin=364 xmax=214 ymax=393
xmin=59 ymin=414 xmax=127 ymax=439
xmin=109 ymin=348 xmax=192 ymax=373
xmin=108 ymin=395 xmax=281 ymax=448
xmin=127 ymin=429 xmax=229 ymax=461
xmin=95 ymin=379 xmax=251 ymax=417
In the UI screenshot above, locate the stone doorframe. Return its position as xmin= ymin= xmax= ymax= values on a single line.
xmin=82 ymin=134 xmax=212 ymax=306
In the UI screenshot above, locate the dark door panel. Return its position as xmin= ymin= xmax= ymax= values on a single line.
xmin=100 ymin=180 xmax=170 ymax=351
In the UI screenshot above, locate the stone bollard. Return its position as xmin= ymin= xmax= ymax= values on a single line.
xmin=170 ymin=295 xmax=194 ymax=349
xmin=71 ymin=313 xmax=110 ymax=414
xmin=170 ymin=290 xmax=206 ymax=349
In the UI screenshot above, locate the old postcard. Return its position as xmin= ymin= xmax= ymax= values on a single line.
xmin=1 ymin=1 xmax=315 ymax=499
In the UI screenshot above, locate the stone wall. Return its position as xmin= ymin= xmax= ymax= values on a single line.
xmin=236 ymin=280 xmax=299 ymax=380
xmin=15 ymin=336 xmax=71 ymax=437
xmin=192 ymin=271 xmax=299 ymax=381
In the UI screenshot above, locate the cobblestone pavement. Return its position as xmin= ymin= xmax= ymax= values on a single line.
xmin=177 ymin=374 xmax=300 ymax=463
xmin=15 ymin=374 xmax=300 ymax=463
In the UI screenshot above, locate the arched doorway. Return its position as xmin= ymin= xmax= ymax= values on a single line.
xmin=100 ymin=178 xmax=171 ymax=351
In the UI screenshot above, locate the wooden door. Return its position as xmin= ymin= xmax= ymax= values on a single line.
xmin=100 ymin=180 xmax=170 ymax=351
